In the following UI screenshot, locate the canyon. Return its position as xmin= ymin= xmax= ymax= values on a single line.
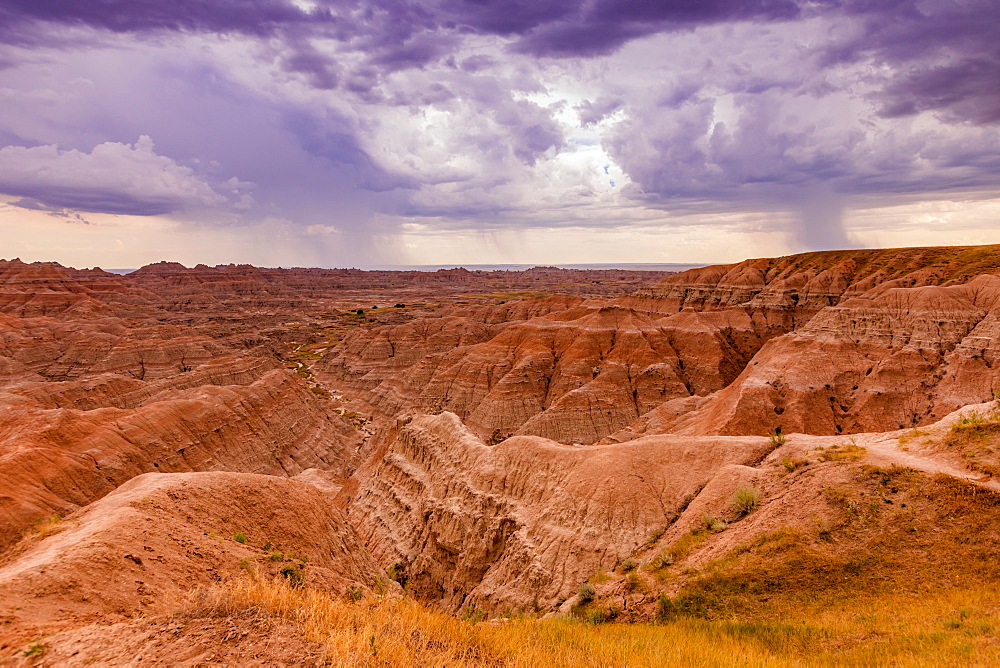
xmin=2 ymin=247 xmax=1000 ymax=664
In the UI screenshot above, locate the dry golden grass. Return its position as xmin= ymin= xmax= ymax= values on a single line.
xmin=170 ymin=466 xmax=1000 ymax=667
xmin=182 ymin=575 xmax=1000 ymax=667
xmin=943 ymin=406 xmax=1000 ymax=476
xmin=816 ymin=442 xmax=867 ymax=462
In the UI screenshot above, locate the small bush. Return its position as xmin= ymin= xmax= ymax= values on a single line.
xmin=461 ymin=605 xmax=486 ymax=623
xmin=33 ymin=513 xmax=62 ymax=538
xmin=578 ymin=582 xmax=596 ymax=603
xmin=387 ymin=562 xmax=407 ymax=587
xmin=624 ymin=571 xmax=643 ymax=592
xmin=781 ymin=456 xmax=810 ymax=471
xmin=587 ymin=606 xmax=618 ymax=625
xmin=280 ymin=565 xmax=304 ymax=587
xmin=702 ymin=515 xmax=728 ymax=533
xmin=819 ymin=443 xmax=867 ymax=462
xmin=731 ymin=486 xmax=762 ymax=517
xmin=768 ymin=430 xmax=786 ymax=448
xmin=23 ymin=644 xmax=44 ymax=658
xmin=590 ymin=569 xmax=610 ymax=583
xmin=657 ymin=593 xmax=675 ymax=622
xmin=651 ymin=549 xmax=675 ymax=570
xmin=233 ymin=532 xmax=248 ymax=544
xmin=269 ymin=551 xmax=284 ymax=562
xmin=619 ymin=558 xmax=637 ymax=573
xmin=347 ymin=585 xmax=364 ymax=602
xmin=310 ymin=386 xmax=331 ymax=399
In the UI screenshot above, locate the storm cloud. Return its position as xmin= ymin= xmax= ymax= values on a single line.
xmin=0 ymin=0 xmax=998 ymax=265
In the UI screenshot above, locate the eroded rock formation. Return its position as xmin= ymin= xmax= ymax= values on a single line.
xmin=5 ymin=247 xmax=1000 ymax=658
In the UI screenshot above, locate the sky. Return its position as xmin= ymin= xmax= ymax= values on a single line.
xmin=0 ymin=0 xmax=998 ymax=269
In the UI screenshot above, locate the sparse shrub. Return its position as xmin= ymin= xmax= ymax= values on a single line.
xmin=657 ymin=593 xmax=675 ymax=622
xmin=269 ymin=551 xmax=284 ymax=562
xmin=280 ymin=565 xmax=304 ymax=587
xmin=311 ymin=386 xmax=331 ymax=399
xmin=578 ymin=582 xmax=596 ymax=603
xmin=233 ymin=532 xmax=248 ymax=544
xmin=23 ymin=643 xmax=44 ymax=658
xmin=651 ymin=549 xmax=675 ymax=570
xmin=624 ymin=571 xmax=643 ymax=592
xmin=587 ymin=606 xmax=618 ymax=625
xmin=387 ymin=562 xmax=407 ymax=587
xmin=731 ymin=486 xmax=762 ymax=517
xmin=31 ymin=513 xmax=62 ymax=539
xmin=646 ymin=527 xmax=666 ymax=545
xmin=819 ymin=443 xmax=867 ymax=462
xmin=619 ymin=558 xmax=637 ymax=573
xmin=780 ymin=456 xmax=810 ymax=472
xmin=702 ymin=515 xmax=728 ymax=533
xmin=347 ymin=585 xmax=364 ymax=602
xmin=462 ymin=605 xmax=486 ymax=623
xmin=262 ymin=541 xmax=273 ymax=551
xmin=590 ymin=569 xmax=610 ymax=583
xmin=768 ymin=430 xmax=786 ymax=448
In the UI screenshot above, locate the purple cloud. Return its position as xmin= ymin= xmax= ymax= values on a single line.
xmin=0 ymin=0 xmax=316 ymax=37
xmin=512 ymin=0 xmax=800 ymax=57
xmin=0 ymin=0 xmax=998 ymax=265
xmin=576 ymin=96 xmax=624 ymax=126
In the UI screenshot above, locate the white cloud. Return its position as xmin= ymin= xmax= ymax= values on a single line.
xmin=0 ymin=135 xmax=248 ymax=216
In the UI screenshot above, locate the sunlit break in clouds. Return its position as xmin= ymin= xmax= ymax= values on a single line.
xmin=0 ymin=1 xmax=999 ymax=268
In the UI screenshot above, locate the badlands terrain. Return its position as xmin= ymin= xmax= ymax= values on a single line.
xmin=1 ymin=247 xmax=1000 ymax=665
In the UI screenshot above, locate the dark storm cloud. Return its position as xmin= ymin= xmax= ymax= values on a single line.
xmin=822 ymin=0 xmax=1000 ymax=126
xmin=282 ymin=108 xmax=416 ymax=191
xmin=8 ymin=0 xmax=994 ymax=128
xmin=368 ymin=32 xmax=458 ymax=72
xmin=3 ymin=0 xmax=1000 ymax=262
xmin=0 ymin=0 xmax=317 ymax=37
xmin=281 ymin=45 xmax=341 ymax=90
xmin=877 ymin=58 xmax=1000 ymax=126
xmin=511 ymin=0 xmax=801 ymax=57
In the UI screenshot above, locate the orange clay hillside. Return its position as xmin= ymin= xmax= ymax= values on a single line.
xmin=2 ymin=246 xmax=1000 ymax=665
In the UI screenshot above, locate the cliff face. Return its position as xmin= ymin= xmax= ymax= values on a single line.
xmin=641 ymin=250 xmax=1000 ymax=437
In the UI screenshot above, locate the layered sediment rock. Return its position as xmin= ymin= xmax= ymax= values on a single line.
xmin=344 ymin=412 xmax=773 ymax=613
xmin=671 ymin=274 xmax=1000 ymax=436
xmin=321 ymin=302 xmax=765 ymax=444
xmin=0 ymin=369 xmax=361 ymax=551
